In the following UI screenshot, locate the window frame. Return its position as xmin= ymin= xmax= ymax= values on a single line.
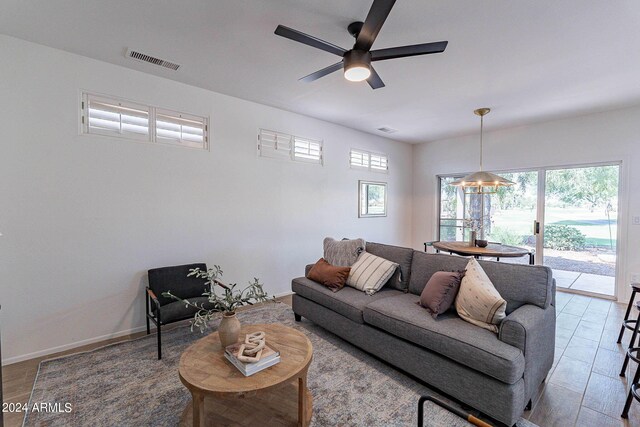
xmin=82 ymin=93 xmax=151 ymax=142
xmin=436 ymin=174 xmax=466 ymax=242
xmin=350 ymin=148 xmax=388 ymax=173
xmin=154 ymin=108 xmax=208 ymax=150
xmin=257 ymin=128 xmax=323 ymax=165
xmin=358 ymin=180 xmax=388 ymax=218
xmin=80 ymin=91 xmax=209 ymax=151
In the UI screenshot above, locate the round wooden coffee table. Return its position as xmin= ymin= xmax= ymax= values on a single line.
xmin=178 ymin=323 xmax=313 ymax=427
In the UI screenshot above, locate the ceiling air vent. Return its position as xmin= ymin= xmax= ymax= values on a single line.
xmin=377 ymin=126 xmax=398 ymax=134
xmin=125 ymin=49 xmax=180 ymax=71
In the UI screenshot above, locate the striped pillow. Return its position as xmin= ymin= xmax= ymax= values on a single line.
xmin=346 ymin=252 xmax=399 ymax=295
xmin=455 ymin=258 xmax=507 ymax=333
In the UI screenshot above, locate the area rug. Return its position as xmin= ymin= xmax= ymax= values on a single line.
xmin=24 ymin=302 xmax=537 ymax=427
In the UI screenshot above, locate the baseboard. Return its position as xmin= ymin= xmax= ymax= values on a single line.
xmin=2 ymin=324 xmax=149 ymax=366
xmin=3 ymin=291 xmax=295 ymax=366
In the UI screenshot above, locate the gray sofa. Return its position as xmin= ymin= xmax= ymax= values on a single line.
xmin=291 ymin=242 xmax=555 ymax=426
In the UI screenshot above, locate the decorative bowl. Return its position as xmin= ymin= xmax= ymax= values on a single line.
xmin=475 ymin=239 xmax=488 ymax=248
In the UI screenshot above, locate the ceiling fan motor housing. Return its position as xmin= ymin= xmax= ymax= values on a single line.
xmin=344 ymin=50 xmax=371 ymax=70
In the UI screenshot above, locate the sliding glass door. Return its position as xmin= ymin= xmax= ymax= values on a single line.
xmin=483 ymin=171 xmax=538 ymax=263
xmin=437 ymin=163 xmax=620 ymax=298
xmin=542 ymin=165 xmax=619 ymax=296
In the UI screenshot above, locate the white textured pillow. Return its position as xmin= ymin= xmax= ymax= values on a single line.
xmin=455 ymin=258 xmax=507 ymax=333
xmin=323 ymin=237 xmax=366 ymax=267
xmin=346 ymin=252 xmax=398 ymax=295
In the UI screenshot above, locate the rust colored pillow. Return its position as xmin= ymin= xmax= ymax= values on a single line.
xmin=419 ymin=270 xmax=465 ymax=319
xmin=307 ymin=258 xmax=351 ymax=292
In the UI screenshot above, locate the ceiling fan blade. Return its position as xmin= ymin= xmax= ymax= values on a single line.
xmin=371 ymin=41 xmax=448 ymax=61
xmin=299 ymin=61 xmax=344 ymax=83
xmin=366 ymin=66 xmax=385 ymax=89
xmin=355 ymin=0 xmax=396 ymax=52
xmin=275 ymin=25 xmax=346 ymax=57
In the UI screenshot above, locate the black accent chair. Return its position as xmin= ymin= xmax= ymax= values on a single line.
xmin=146 ymin=263 xmax=214 ymax=359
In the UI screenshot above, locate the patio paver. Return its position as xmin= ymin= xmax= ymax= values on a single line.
xmin=570 ymin=273 xmax=615 ymax=296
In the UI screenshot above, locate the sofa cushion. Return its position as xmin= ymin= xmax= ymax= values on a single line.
xmin=478 ymin=261 xmax=553 ymax=312
xmin=323 ymin=237 xmax=365 ymax=266
xmin=307 ymin=258 xmax=350 ymax=292
xmin=409 ymin=252 xmax=553 ymax=314
xmin=292 ymin=276 xmax=403 ymax=324
xmin=346 ymin=252 xmax=398 ymax=295
xmin=363 ymin=293 xmax=525 ymax=384
xmin=366 ymin=242 xmax=414 ymax=291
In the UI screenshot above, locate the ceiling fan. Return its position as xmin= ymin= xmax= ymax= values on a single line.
xmin=274 ymin=0 xmax=448 ymax=89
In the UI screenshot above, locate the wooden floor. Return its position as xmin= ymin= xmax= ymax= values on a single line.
xmin=2 ymin=293 xmax=640 ymax=427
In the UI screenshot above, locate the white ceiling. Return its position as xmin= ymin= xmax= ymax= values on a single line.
xmin=1 ymin=0 xmax=639 ymax=143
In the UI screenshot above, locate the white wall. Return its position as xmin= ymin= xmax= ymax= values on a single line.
xmin=412 ymin=106 xmax=640 ymax=302
xmin=0 ymin=35 xmax=413 ymax=363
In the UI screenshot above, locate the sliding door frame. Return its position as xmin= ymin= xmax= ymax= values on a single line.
xmin=436 ymin=160 xmax=623 ymax=300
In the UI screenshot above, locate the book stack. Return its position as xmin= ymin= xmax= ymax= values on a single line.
xmin=224 ymin=342 xmax=281 ymax=376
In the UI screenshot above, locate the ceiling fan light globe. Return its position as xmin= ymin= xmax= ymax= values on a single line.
xmin=344 ymin=65 xmax=371 ymax=82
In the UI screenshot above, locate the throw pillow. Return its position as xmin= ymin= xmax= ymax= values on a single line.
xmin=418 ymin=270 xmax=465 ymax=319
xmin=306 ymin=258 xmax=350 ymax=292
xmin=346 ymin=252 xmax=399 ymax=295
xmin=455 ymin=258 xmax=507 ymax=333
xmin=323 ymin=237 xmax=366 ymax=267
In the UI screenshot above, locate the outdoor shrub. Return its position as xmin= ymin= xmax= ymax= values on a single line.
xmin=544 ymin=224 xmax=586 ymax=250
xmin=489 ymin=226 xmax=524 ymax=246
xmin=441 ymin=226 xmax=457 ymax=241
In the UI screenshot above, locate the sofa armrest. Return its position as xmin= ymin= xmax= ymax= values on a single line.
xmin=499 ymin=304 xmax=555 ymax=404
xmin=499 ymin=304 xmax=554 ymax=353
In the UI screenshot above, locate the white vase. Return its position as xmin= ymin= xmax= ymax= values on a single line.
xmin=219 ymin=312 xmax=241 ymax=349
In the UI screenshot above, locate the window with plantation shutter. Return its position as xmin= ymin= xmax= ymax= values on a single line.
xmin=293 ymin=136 xmax=322 ymax=164
xmin=258 ymin=129 xmax=323 ymax=165
xmin=257 ymin=129 xmax=292 ymax=160
xmin=370 ymin=153 xmax=388 ymax=172
xmin=81 ymin=92 xmax=209 ymax=150
xmin=350 ymin=148 xmax=388 ymax=173
xmin=84 ymin=94 xmax=150 ymax=141
xmin=350 ymin=149 xmax=370 ymax=169
xmin=155 ymin=109 xmax=207 ymax=149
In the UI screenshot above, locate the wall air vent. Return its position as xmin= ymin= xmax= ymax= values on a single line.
xmin=125 ymin=49 xmax=180 ymax=71
xmin=377 ymin=126 xmax=398 ymax=134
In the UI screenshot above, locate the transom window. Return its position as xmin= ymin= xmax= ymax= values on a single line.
xmin=257 ymin=129 xmax=323 ymax=164
xmin=349 ymin=148 xmax=388 ymax=172
xmin=81 ymin=93 xmax=208 ymax=150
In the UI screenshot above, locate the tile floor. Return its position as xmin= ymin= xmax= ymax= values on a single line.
xmin=525 ymin=291 xmax=640 ymax=426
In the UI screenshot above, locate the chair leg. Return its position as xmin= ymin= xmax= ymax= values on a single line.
xmin=294 ymin=313 xmax=301 ymax=322
xmin=157 ymin=322 xmax=162 ymax=360
xmin=622 ymin=359 xmax=640 ymax=418
xmin=619 ymin=290 xmax=637 ymax=344
xmin=146 ymin=316 xmax=150 ymax=335
xmin=621 ymin=319 xmax=640 ymax=377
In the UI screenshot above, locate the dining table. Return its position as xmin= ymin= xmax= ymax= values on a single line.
xmin=428 ymin=241 xmax=535 ymax=265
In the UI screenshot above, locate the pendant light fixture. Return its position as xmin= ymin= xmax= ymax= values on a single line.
xmin=450 ymin=108 xmax=514 ymax=194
